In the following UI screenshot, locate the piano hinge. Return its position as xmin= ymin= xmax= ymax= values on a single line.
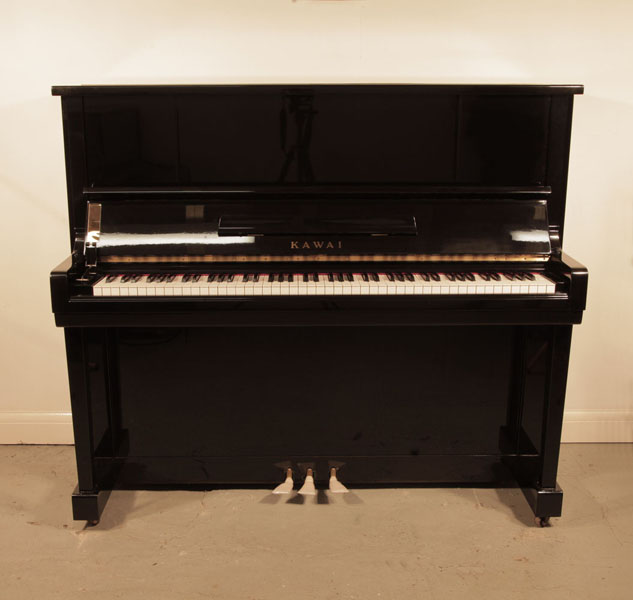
xmin=84 ymin=202 xmax=102 ymax=268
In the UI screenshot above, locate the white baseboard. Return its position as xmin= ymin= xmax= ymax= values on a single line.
xmin=0 ymin=412 xmax=74 ymax=444
xmin=0 ymin=410 xmax=631 ymax=445
xmin=561 ymin=409 xmax=633 ymax=443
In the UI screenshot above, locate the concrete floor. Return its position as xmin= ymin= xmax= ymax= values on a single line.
xmin=0 ymin=445 xmax=632 ymax=599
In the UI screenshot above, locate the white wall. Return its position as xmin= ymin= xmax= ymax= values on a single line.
xmin=1 ymin=0 xmax=632 ymax=443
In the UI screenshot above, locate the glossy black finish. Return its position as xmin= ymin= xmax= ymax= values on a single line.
xmin=50 ymin=85 xmax=587 ymax=525
xmin=53 ymin=84 xmax=581 ymax=247
xmin=71 ymin=485 xmax=111 ymax=523
xmin=93 ymin=198 xmax=551 ymax=259
xmin=116 ymin=326 xmax=513 ymax=457
xmin=217 ymin=214 xmax=418 ymax=236
xmin=52 ymin=84 xmax=584 ymax=96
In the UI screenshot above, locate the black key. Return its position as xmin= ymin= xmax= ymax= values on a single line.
xmin=346 ymin=272 xmax=353 ymax=282
xmin=288 ymin=273 xmax=294 ymax=282
xmin=514 ymin=272 xmax=526 ymax=281
xmin=278 ymin=274 xmax=285 ymax=283
xmin=395 ymin=273 xmax=404 ymax=282
xmin=430 ymin=273 xmax=440 ymax=282
xmin=182 ymin=274 xmax=191 ymax=283
xmin=405 ymin=273 xmax=415 ymax=282
xmin=227 ymin=273 xmax=235 ymax=283
xmin=490 ymin=272 xmax=501 ymax=281
xmin=386 ymin=273 xmax=395 ymax=282
xmin=465 ymin=273 xmax=475 ymax=282
xmin=154 ymin=274 xmax=166 ymax=283
xmin=455 ymin=273 xmax=466 ymax=281
xmin=362 ymin=273 xmax=369 ymax=282
xmin=253 ymin=273 xmax=260 ymax=283
xmin=445 ymin=273 xmax=456 ymax=281
xmin=130 ymin=274 xmax=142 ymax=283
xmin=166 ymin=274 xmax=177 ymax=283
xmin=328 ymin=273 xmax=335 ymax=282
xmin=303 ymin=273 xmax=309 ymax=283
xmin=192 ymin=274 xmax=201 ymax=282
xmin=503 ymin=272 xmax=514 ymax=281
xmin=419 ymin=272 xmax=430 ymax=282
xmin=268 ymin=273 xmax=274 ymax=283
xmin=106 ymin=274 xmax=118 ymax=283
xmin=243 ymin=274 xmax=250 ymax=282
xmin=121 ymin=274 xmax=132 ymax=283
xmin=312 ymin=273 xmax=319 ymax=282
xmin=478 ymin=272 xmax=490 ymax=281
xmin=217 ymin=273 xmax=226 ymax=283
xmin=524 ymin=272 xmax=535 ymax=281
xmin=207 ymin=273 xmax=216 ymax=282
xmin=371 ymin=273 xmax=379 ymax=282
xmin=337 ymin=273 xmax=344 ymax=283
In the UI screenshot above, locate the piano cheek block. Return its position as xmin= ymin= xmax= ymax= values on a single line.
xmin=51 ymin=83 xmax=586 ymax=524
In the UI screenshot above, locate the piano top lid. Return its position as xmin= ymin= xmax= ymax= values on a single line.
xmin=51 ymin=83 xmax=584 ymax=96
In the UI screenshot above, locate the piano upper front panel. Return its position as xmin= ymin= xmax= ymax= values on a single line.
xmin=82 ymin=89 xmax=551 ymax=189
xmin=286 ymin=93 xmax=457 ymax=183
xmin=457 ymin=95 xmax=551 ymax=185
xmin=84 ymin=96 xmax=179 ymax=186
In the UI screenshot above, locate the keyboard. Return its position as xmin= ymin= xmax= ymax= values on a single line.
xmin=93 ymin=271 xmax=556 ymax=297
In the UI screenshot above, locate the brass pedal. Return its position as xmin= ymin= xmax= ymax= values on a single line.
xmin=328 ymin=467 xmax=349 ymax=494
xmin=298 ymin=468 xmax=317 ymax=496
xmin=272 ymin=468 xmax=294 ymax=494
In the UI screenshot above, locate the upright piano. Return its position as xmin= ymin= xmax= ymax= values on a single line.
xmin=50 ymin=84 xmax=587 ymax=526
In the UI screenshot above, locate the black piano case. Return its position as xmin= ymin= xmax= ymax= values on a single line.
xmin=51 ymin=84 xmax=587 ymax=526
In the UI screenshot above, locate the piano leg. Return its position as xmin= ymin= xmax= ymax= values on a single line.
xmin=522 ymin=484 xmax=563 ymax=527
xmin=65 ymin=328 xmax=114 ymax=524
xmin=518 ymin=325 xmax=573 ymax=525
xmin=71 ymin=486 xmax=111 ymax=525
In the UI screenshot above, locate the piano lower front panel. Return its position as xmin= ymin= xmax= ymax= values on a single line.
xmin=86 ymin=324 xmax=549 ymax=487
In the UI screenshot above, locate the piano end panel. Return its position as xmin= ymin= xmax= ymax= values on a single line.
xmin=59 ymin=96 xmax=88 ymax=251
xmin=545 ymin=94 xmax=577 ymax=245
xmin=559 ymin=252 xmax=589 ymax=311
xmin=50 ymin=255 xmax=73 ymax=315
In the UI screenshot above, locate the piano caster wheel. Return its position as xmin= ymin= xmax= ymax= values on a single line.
xmin=535 ymin=517 xmax=551 ymax=528
xmin=87 ymin=519 xmax=99 ymax=527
